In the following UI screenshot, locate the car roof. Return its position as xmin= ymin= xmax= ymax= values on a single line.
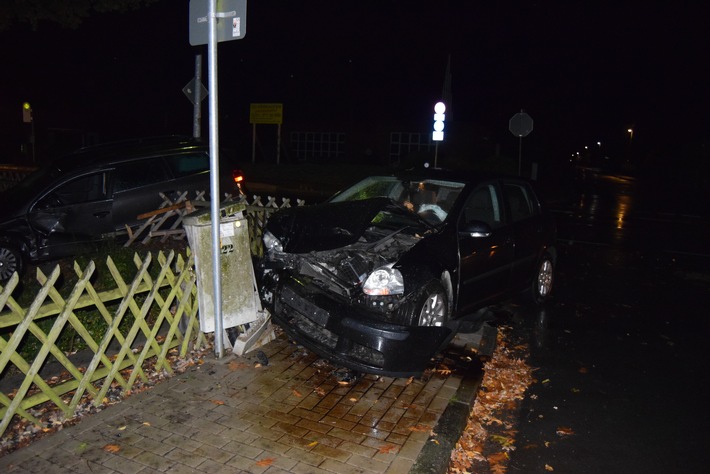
xmin=52 ymin=136 xmax=208 ymax=174
xmin=392 ymin=166 xmax=521 ymax=186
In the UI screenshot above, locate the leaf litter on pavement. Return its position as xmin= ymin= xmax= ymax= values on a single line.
xmin=449 ymin=326 xmax=535 ymax=474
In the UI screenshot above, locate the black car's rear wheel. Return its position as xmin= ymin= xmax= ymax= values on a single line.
xmin=523 ymin=252 xmax=554 ymax=305
xmin=405 ymin=280 xmax=449 ymax=327
xmin=0 ymin=244 xmax=23 ymax=282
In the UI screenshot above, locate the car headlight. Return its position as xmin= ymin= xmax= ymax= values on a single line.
xmin=363 ymin=264 xmax=404 ymax=296
xmin=263 ymin=230 xmax=283 ymax=252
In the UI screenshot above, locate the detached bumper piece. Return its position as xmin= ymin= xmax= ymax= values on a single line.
xmin=272 ymin=279 xmax=453 ymax=377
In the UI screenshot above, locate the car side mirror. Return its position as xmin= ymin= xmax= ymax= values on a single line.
xmin=458 ymin=220 xmax=492 ymax=238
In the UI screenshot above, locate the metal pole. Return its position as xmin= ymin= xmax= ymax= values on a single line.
xmin=251 ymin=123 xmax=256 ymax=163
xmin=434 ymin=142 xmax=439 ymax=168
xmin=208 ymin=0 xmax=224 ymax=358
xmin=276 ymin=124 xmax=281 ymax=165
xmin=30 ymin=119 xmax=36 ymax=165
xmin=193 ymin=54 xmax=203 ymax=139
xmin=518 ymin=137 xmax=522 ymax=176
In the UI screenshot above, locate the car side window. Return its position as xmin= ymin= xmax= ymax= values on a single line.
xmin=164 ymin=153 xmax=210 ymax=178
xmin=503 ymin=182 xmax=536 ymax=222
xmin=113 ymin=159 xmax=170 ymax=193
xmin=44 ymin=172 xmax=109 ymax=207
xmin=460 ymin=184 xmax=503 ymax=229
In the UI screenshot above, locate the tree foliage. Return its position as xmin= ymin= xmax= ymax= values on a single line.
xmin=0 ymin=0 xmax=160 ymax=30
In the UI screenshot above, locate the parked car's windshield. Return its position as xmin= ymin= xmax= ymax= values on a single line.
xmin=329 ymin=176 xmax=465 ymax=223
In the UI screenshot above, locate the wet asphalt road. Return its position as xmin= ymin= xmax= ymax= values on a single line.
xmin=505 ymin=171 xmax=710 ymax=473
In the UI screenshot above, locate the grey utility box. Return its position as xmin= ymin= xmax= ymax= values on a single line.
xmin=183 ymin=202 xmax=257 ymax=334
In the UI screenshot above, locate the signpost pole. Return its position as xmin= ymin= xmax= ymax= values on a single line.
xmin=193 ymin=54 xmax=203 ymax=139
xmin=189 ymin=0 xmax=247 ymax=359
xmin=207 ymin=0 xmax=225 ymax=358
xmin=251 ymin=123 xmax=256 ymax=163
xmin=277 ymin=124 xmax=282 ymax=165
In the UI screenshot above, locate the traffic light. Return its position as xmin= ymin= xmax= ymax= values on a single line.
xmin=22 ymin=102 xmax=32 ymax=123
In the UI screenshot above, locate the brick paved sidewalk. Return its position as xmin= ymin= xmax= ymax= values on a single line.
xmin=0 ymin=332 xmax=468 ymax=473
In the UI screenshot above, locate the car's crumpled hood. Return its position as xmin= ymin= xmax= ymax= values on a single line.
xmin=264 ymin=198 xmax=430 ymax=298
xmin=266 ymin=197 xmax=427 ymax=254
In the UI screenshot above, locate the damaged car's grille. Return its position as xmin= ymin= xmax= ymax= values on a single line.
xmin=281 ymin=301 xmax=386 ymax=369
xmin=279 ymin=228 xmax=420 ymax=298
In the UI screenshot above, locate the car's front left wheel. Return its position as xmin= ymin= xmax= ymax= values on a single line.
xmin=405 ymin=280 xmax=449 ymax=327
xmin=0 ymin=244 xmax=23 ymax=283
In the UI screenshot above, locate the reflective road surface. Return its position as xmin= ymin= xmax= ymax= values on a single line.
xmin=505 ymin=171 xmax=709 ymax=473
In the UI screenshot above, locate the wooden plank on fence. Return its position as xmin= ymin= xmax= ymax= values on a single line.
xmin=137 ymin=202 xmax=186 ymax=220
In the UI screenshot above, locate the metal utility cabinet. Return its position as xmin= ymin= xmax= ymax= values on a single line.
xmin=183 ymin=202 xmax=258 ymax=334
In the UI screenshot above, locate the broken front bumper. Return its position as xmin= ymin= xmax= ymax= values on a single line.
xmin=272 ymin=278 xmax=455 ymax=377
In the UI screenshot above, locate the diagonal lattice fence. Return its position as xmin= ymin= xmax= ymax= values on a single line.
xmin=0 ymin=250 xmax=203 ymax=438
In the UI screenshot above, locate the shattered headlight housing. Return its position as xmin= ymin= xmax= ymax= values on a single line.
xmin=363 ymin=264 xmax=404 ymax=296
xmin=263 ymin=230 xmax=283 ymax=253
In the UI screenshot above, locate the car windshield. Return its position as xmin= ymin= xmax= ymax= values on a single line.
xmin=329 ymin=176 xmax=465 ymax=223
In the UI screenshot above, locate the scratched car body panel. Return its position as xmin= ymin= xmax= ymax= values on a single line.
xmin=258 ymin=169 xmax=557 ymax=377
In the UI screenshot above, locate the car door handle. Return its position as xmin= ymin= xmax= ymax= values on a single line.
xmin=94 ymin=211 xmax=110 ymax=218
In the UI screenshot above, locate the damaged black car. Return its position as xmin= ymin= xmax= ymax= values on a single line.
xmin=258 ymin=169 xmax=556 ymax=377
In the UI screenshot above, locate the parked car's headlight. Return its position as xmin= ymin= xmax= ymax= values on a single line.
xmin=263 ymin=230 xmax=283 ymax=252
xmin=363 ymin=264 xmax=404 ymax=296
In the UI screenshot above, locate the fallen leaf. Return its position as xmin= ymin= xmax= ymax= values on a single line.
xmin=255 ymin=457 xmax=275 ymax=467
xmin=228 ymin=360 xmax=248 ymax=371
xmin=103 ymin=444 xmax=121 ymax=453
xmin=142 ymin=422 xmax=151 ymax=426
xmin=211 ymin=400 xmax=225 ymax=406
xmin=292 ymin=389 xmax=302 ymax=398
xmin=409 ymin=424 xmax=431 ymax=432
xmin=118 ymin=425 xmax=127 ymax=431
xmin=307 ymin=441 xmax=318 ymax=447
xmin=545 ymin=464 xmax=555 ymax=471
xmin=556 ymin=426 xmax=574 ymax=436
xmin=378 ymin=444 xmax=398 ymax=454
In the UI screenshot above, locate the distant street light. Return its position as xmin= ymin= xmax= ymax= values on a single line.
xmin=627 ymin=128 xmax=634 ymax=144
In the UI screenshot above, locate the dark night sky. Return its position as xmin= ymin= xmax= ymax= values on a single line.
xmin=1 ymin=1 xmax=708 ymax=164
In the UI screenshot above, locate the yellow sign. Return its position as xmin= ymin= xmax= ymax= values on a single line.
xmin=249 ymin=103 xmax=283 ymax=124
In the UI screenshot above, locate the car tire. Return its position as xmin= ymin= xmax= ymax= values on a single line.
xmin=0 ymin=243 xmax=24 ymax=283
xmin=405 ymin=280 xmax=449 ymax=327
xmin=523 ymin=252 xmax=554 ymax=305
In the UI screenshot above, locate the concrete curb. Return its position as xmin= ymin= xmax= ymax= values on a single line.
xmin=409 ymin=370 xmax=482 ymax=474
xmin=409 ymin=323 xmax=497 ymax=473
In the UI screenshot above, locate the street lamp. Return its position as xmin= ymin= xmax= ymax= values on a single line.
xmin=627 ymin=128 xmax=633 ymax=144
